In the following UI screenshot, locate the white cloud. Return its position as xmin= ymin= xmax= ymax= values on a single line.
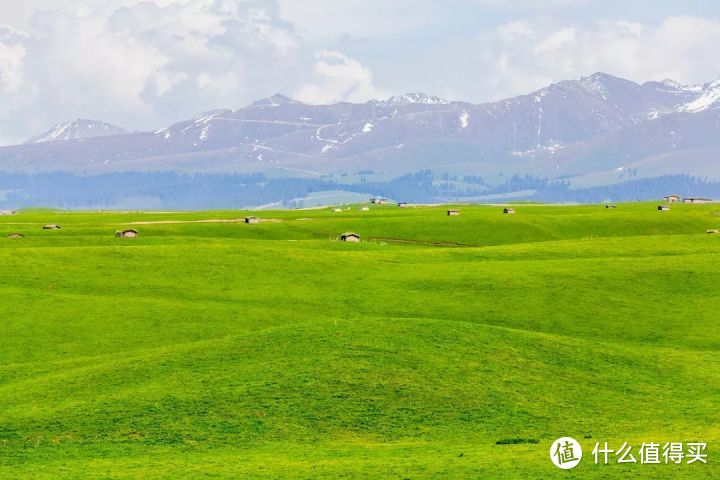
xmin=0 ymin=27 xmax=27 ymax=94
xmin=497 ymin=21 xmax=536 ymax=41
xmin=296 ymin=50 xmax=384 ymax=104
xmin=277 ymin=0 xmax=439 ymax=39
xmin=438 ymin=15 xmax=720 ymax=103
xmin=477 ymin=0 xmax=585 ymax=3
xmin=0 ymin=0 xmax=383 ymax=144
xmin=534 ymin=27 xmax=576 ymax=54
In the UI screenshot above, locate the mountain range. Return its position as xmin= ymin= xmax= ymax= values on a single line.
xmin=1 ymin=72 xmax=720 ymax=208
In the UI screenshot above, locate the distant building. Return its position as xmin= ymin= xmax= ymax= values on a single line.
xmin=664 ymin=195 xmax=681 ymax=203
xmin=447 ymin=209 xmax=460 ymax=216
xmin=683 ymin=197 xmax=714 ymax=204
xmin=397 ymin=202 xmax=408 ymax=208
xmin=116 ymin=229 xmax=139 ymax=238
xmin=0 ymin=210 xmax=14 ymax=216
xmin=340 ymin=232 xmax=360 ymax=242
xmin=658 ymin=205 xmax=670 ymax=211
xmin=245 ymin=216 xmax=260 ymax=224
xmin=503 ymin=207 xmax=516 ymax=214
xmin=7 ymin=233 xmax=24 ymax=238
xmin=370 ymin=197 xmax=387 ymax=205
xmin=42 ymin=224 xmax=61 ymax=230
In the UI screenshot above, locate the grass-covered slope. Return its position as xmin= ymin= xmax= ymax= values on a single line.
xmin=1 ymin=203 xmax=719 ymax=478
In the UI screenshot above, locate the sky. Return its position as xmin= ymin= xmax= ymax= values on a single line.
xmin=1 ymin=0 xmax=720 ymax=145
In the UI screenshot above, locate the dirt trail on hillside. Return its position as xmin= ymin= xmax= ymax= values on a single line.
xmin=369 ymin=237 xmax=471 ymax=247
xmin=114 ymin=218 xmax=283 ymax=225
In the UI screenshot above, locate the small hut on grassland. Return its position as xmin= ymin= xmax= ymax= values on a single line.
xmin=658 ymin=205 xmax=670 ymax=211
xmin=664 ymin=195 xmax=681 ymax=203
xmin=397 ymin=202 xmax=408 ymax=208
xmin=447 ymin=209 xmax=460 ymax=216
xmin=370 ymin=197 xmax=387 ymax=205
xmin=605 ymin=204 xmax=617 ymax=209
xmin=245 ymin=216 xmax=260 ymax=224
xmin=361 ymin=207 xmax=370 ymax=211
xmin=116 ymin=229 xmax=139 ymax=238
xmin=42 ymin=224 xmax=61 ymax=230
xmin=503 ymin=207 xmax=516 ymax=214
xmin=332 ymin=208 xmax=342 ymax=212
xmin=707 ymin=229 xmax=719 ymax=234
xmin=339 ymin=232 xmax=360 ymax=242
xmin=7 ymin=233 xmax=24 ymax=238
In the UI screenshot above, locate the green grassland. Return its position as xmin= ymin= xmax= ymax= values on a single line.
xmin=1 ymin=202 xmax=719 ymax=478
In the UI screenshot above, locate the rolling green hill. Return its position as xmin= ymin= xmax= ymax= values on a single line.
xmin=1 ymin=203 xmax=719 ymax=478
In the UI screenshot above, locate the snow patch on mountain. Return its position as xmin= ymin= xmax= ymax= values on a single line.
xmin=681 ymin=79 xmax=720 ymax=112
xmin=459 ymin=111 xmax=469 ymax=128
xmin=193 ymin=111 xmax=224 ymax=140
xmin=512 ymin=141 xmax=565 ymax=158
xmin=660 ymin=79 xmax=682 ymax=89
xmin=155 ymin=128 xmax=172 ymax=140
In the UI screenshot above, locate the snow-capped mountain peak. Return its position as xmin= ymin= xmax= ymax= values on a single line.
xmin=25 ymin=119 xmax=127 ymax=144
xmin=576 ymin=72 xmax=639 ymax=98
xmin=380 ymin=93 xmax=450 ymax=106
xmin=249 ymin=93 xmax=301 ymax=107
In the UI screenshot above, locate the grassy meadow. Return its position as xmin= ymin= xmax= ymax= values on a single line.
xmin=1 ymin=202 xmax=719 ymax=478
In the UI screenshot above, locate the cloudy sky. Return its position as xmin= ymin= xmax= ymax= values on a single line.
xmin=1 ymin=0 xmax=719 ymax=145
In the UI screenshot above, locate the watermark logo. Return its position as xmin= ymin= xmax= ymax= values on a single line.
xmin=550 ymin=437 xmax=583 ymax=469
xmin=592 ymin=441 xmax=707 ymax=465
xmin=549 ymin=438 xmax=708 ymax=469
